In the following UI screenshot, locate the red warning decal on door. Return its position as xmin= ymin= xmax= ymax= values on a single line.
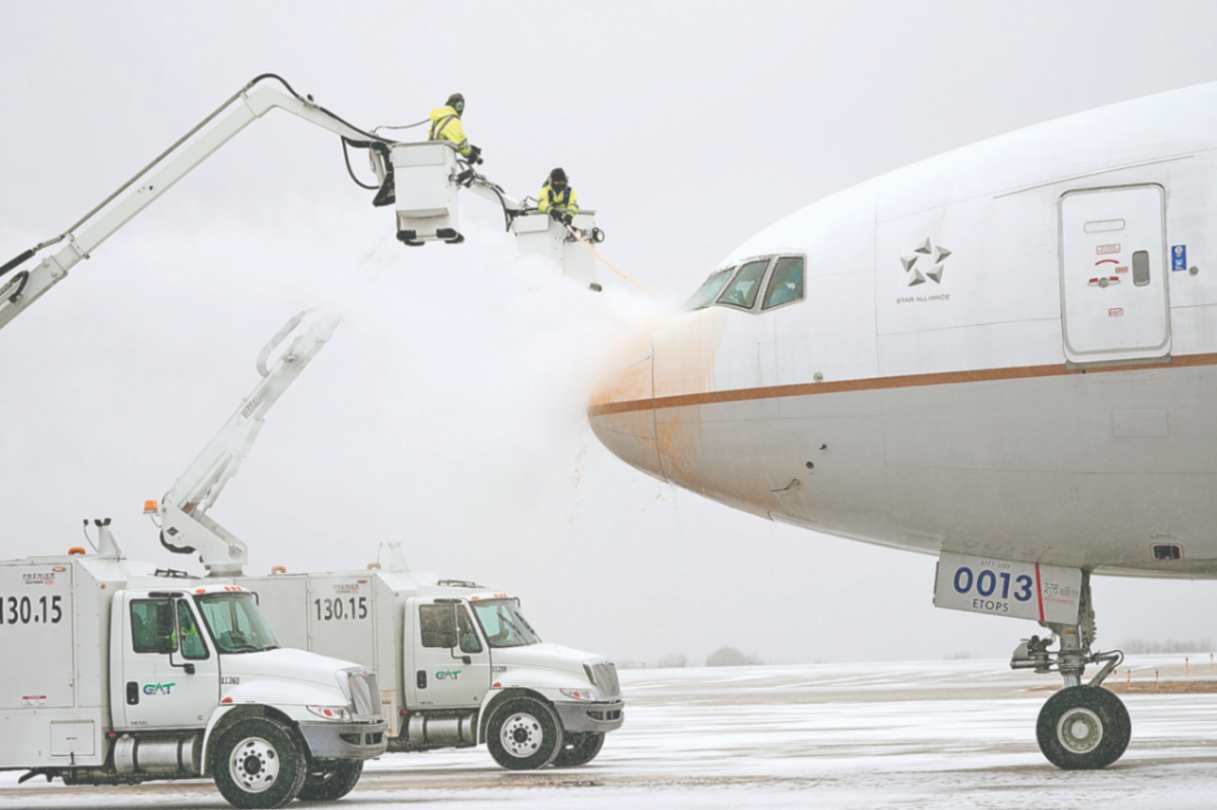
xmin=1108 ymin=307 xmax=1125 ymax=317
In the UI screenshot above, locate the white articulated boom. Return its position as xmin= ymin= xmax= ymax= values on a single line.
xmin=149 ymin=308 xmax=339 ymax=575
xmin=0 ymin=73 xmax=606 ymax=332
xmin=0 ymin=74 xmax=389 ymax=332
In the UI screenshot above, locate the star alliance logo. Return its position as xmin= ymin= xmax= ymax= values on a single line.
xmin=900 ymin=238 xmax=951 ymax=286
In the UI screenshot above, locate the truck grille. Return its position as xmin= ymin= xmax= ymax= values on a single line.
xmin=588 ymin=662 xmax=620 ymax=698
xmin=348 ymin=670 xmax=381 ymax=721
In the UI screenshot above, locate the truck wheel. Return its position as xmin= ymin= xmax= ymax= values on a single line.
xmin=553 ymin=732 xmax=605 ymax=767
xmin=486 ymin=696 xmax=563 ymax=770
xmin=212 ymin=716 xmax=308 ymax=808
xmin=296 ymin=760 xmax=363 ymax=802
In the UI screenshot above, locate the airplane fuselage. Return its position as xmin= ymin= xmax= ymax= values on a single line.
xmin=590 ymin=82 xmax=1217 ymax=578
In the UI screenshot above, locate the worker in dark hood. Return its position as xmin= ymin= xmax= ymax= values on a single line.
xmin=429 ymin=93 xmax=481 ymax=163
xmin=537 ymin=168 xmax=579 ymax=224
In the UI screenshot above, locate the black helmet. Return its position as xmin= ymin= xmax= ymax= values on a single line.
xmin=446 ymin=93 xmax=465 ymax=112
xmin=549 ymin=167 xmax=568 ymax=185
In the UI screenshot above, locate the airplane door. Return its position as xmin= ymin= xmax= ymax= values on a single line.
xmin=1059 ymin=185 xmax=1170 ymax=363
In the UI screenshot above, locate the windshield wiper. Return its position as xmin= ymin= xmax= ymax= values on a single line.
xmin=500 ymin=615 xmax=525 ymax=638
xmin=504 ymin=614 xmax=540 ymax=643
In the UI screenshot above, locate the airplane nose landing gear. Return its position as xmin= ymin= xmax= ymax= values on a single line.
xmin=1036 ymin=685 xmax=1131 ymax=769
xmin=1008 ymin=572 xmax=1130 ymax=769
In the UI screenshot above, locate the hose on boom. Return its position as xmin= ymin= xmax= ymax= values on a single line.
xmin=1 ymin=73 xmax=395 ymax=280
xmin=0 ymin=249 xmax=34 ymax=280
xmin=341 ymin=138 xmax=382 ymax=190
xmin=159 ymin=530 xmax=196 ymax=556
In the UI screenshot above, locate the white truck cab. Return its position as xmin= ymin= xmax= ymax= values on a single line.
xmin=233 ymin=566 xmax=624 ymax=770
xmin=0 ymin=547 xmax=386 ymax=808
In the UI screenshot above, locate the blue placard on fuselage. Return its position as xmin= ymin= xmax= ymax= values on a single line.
xmin=1172 ymin=244 xmax=1188 ymax=271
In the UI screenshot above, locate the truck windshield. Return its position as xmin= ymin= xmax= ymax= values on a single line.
xmin=471 ymin=599 xmax=541 ymax=648
xmin=194 ymin=593 xmax=279 ymax=654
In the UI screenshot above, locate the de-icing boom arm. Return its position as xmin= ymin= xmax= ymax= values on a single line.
xmin=151 ymin=309 xmax=340 ymax=576
xmin=0 ymin=74 xmax=389 ymax=332
xmin=0 ymin=72 xmax=604 ymax=334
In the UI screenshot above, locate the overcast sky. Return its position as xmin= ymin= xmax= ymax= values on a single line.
xmin=4 ymin=1 xmax=1217 ymax=666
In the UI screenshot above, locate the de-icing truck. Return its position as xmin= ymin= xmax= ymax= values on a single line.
xmin=141 ymin=305 xmax=625 ymax=771
xmin=230 ymin=553 xmax=624 ymax=770
xmin=0 ymin=526 xmax=386 ymax=809
xmin=0 ymin=72 xmax=614 ymax=807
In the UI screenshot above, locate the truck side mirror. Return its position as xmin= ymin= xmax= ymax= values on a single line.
xmin=437 ymin=604 xmax=459 ymax=650
xmin=438 ymin=625 xmax=458 ymax=650
xmin=422 ymin=602 xmax=461 ymax=649
xmin=168 ymin=600 xmax=196 ymax=675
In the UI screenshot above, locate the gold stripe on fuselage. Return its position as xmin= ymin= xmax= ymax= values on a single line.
xmin=587 ymin=352 xmax=1217 ymax=417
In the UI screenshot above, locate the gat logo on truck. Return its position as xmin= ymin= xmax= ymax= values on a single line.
xmin=143 ymin=682 xmax=176 ymax=696
xmin=435 ymin=670 xmax=462 ymax=681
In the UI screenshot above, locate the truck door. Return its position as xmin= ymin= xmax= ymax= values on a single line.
xmin=1059 ymin=184 xmax=1170 ymax=363
xmin=405 ymin=598 xmax=491 ymax=709
xmin=115 ymin=593 xmax=219 ymax=730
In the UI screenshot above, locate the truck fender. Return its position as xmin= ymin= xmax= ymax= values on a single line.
xmin=200 ymin=703 xmax=301 ymax=775
xmin=201 ymin=705 xmax=240 ymax=775
xmin=476 ymin=687 xmax=550 ymax=746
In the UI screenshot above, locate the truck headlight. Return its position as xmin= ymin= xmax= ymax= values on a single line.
xmin=559 ymin=688 xmax=599 ymax=702
xmin=306 ymin=705 xmax=353 ymax=721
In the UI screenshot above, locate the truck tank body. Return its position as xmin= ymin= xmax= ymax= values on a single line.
xmin=231 ymin=568 xmax=477 ymax=739
xmin=230 ymin=570 xmax=409 ymax=734
xmin=0 ymin=555 xmax=174 ymax=769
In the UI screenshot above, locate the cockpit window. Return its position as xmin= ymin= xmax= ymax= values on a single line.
xmin=686 ymin=267 xmax=735 ymax=310
xmin=762 ymin=257 xmax=805 ymax=309
xmin=716 ymin=259 xmax=770 ymax=309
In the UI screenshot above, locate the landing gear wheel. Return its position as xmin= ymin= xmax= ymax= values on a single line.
xmin=486 ymin=696 xmax=563 ymax=770
xmin=296 ymin=760 xmax=363 ymax=802
xmin=552 ymin=732 xmax=605 ymax=767
xmin=1036 ymin=685 xmax=1131 ymax=770
xmin=212 ymin=716 xmax=307 ymax=808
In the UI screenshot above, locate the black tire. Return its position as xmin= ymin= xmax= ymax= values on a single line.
xmin=211 ymin=715 xmax=308 ymax=808
xmin=1036 ymin=685 xmax=1131 ymax=770
xmin=552 ymin=732 xmax=605 ymax=768
xmin=296 ymin=760 xmax=363 ymax=802
xmin=486 ymin=696 xmax=564 ymax=770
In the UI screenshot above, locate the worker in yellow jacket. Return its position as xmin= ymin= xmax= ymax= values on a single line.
xmin=429 ymin=93 xmax=481 ymax=163
xmin=537 ymin=168 xmax=579 ymax=224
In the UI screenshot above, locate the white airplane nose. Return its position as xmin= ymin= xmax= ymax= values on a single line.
xmin=587 ymin=334 xmax=665 ymax=482
xmin=589 ymin=308 xmax=783 ymax=519
xmin=587 ymin=308 xmax=737 ymax=485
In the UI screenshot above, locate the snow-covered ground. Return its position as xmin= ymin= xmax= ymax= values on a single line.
xmin=4 ymin=655 xmax=1217 ymax=809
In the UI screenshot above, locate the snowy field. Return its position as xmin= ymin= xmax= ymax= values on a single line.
xmin=3 ymin=655 xmax=1217 ymax=809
